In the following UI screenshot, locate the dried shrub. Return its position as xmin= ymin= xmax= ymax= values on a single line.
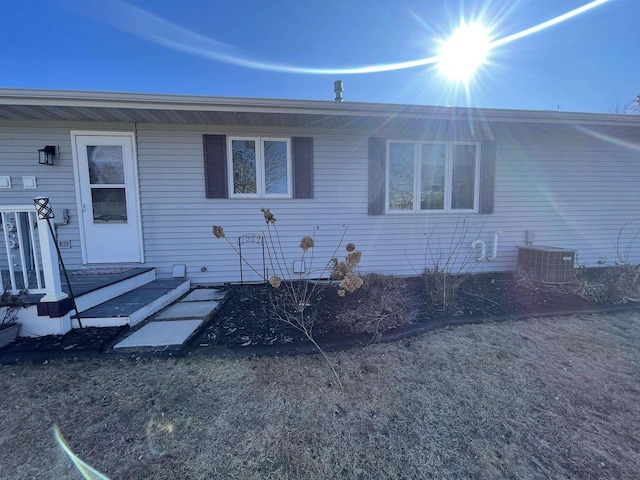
xmin=334 ymin=273 xmax=411 ymax=339
xmin=422 ymin=216 xmax=485 ymax=314
xmin=1 ymin=289 xmax=28 ymax=325
xmin=573 ymin=265 xmax=640 ymax=303
xmin=213 ymin=209 xmax=363 ymax=389
xmin=423 ymin=268 xmax=469 ymax=313
xmin=573 ymin=221 xmax=640 ymax=303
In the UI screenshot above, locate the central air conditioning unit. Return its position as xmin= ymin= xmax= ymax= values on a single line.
xmin=517 ymin=246 xmax=576 ymax=284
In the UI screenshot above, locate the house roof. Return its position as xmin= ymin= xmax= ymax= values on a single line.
xmin=0 ymin=88 xmax=639 ymax=130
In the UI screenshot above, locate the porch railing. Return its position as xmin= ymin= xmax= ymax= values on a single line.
xmin=1 ymin=205 xmax=66 ymax=301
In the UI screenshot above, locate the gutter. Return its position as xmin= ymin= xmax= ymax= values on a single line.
xmin=1 ymin=88 xmax=640 ymax=127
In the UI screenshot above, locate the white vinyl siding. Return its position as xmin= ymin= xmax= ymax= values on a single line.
xmin=0 ymin=120 xmax=133 ymax=270
xmin=134 ymin=122 xmax=640 ymax=283
xmin=2 ymin=119 xmax=640 ymax=283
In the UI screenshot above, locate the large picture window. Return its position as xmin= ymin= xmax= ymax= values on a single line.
xmin=387 ymin=141 xmax=480 ymax=213
xmin=228 ymin=137 xmax=292 ymax=198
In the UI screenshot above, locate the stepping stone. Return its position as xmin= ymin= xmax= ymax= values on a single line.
xmin=114 ymin=319 xmax=202 ymax=348
xmin=182 ymin=289 xmax=226 ymax=302
xmin=156 ymin=301 xmax=219 ymax=319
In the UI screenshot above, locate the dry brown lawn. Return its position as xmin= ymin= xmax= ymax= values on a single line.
xmin=1 ymin=311 xmax=639 ymax=479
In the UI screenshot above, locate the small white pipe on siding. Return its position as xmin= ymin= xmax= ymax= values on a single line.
xmin=471 ymin=240 xmax=486 ymax=261
xmin=487 ymin=231 xmax=503 ymax=261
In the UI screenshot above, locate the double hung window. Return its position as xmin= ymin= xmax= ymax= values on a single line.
xmin=387 ymin=141 xmax=480 ymax=213
xmin=228 ymin=137 xmax=292 ymax=198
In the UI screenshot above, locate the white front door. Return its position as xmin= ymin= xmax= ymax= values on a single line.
xmin=72 ymin=132 xmax=143 ymax=264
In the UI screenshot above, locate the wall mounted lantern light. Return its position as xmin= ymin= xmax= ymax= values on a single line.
xmin=38 ymin=145 xmax=58 ymax=165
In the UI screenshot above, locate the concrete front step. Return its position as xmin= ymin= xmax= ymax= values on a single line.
xmin=72 ymin=279 xmax=191 ymax=328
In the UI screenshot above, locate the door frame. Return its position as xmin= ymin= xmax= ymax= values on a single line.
xmin=70 ymin=130 xmax=144 ymax=264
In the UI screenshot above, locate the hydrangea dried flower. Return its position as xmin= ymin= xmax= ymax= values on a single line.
xmin=337 ymin=289 xmax=346 ymax=297
xmin=269 ymin=275 xmax=282 ymax=288
xmin=261 ymin=208 xmax=276 ymax=224
xmin=330 ymin=261 xmax=349 ymax=280
xmin=345 ymin=251 xmax=362 ymax=268
xmin=299 ymin=236 xmax=315 ymax=252
xmin=212 ymin=225 xmax=225 ymax=239
xmin=340 ymin=273 xmax=364 ymax=293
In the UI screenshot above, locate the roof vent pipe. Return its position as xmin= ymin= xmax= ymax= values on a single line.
xmin=334 ymin=80 xmax=343 ymax=102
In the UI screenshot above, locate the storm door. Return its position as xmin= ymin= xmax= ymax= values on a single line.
xmin=72 ymin=133 xmax=143 ymax=263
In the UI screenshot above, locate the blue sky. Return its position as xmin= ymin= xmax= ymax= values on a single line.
xmin=1 ymin=0 xmax=638 ymax=113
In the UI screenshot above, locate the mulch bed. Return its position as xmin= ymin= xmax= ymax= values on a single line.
xmin=0 ymin=326 xmax=126 ymax=359
xmin=188 ymin=272 xmax=601 ymax=349
xmin=1 ymin=269 xmax=635 ymax=359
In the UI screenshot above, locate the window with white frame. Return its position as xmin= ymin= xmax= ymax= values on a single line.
xmin=387 ymin=141 xmax=480 ymax=213
xmin=228 ymin=137 xmax=292 ymax=197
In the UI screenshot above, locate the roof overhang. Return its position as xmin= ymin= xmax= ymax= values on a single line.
xmin=0 ymin=88 xmax=639 ymax=129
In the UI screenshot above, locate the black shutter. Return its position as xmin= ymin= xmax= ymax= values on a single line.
xmin=292 ymin=136 xmax=314 ymax=199
xmin=368 ymin=137 xmax=386 ymax=215
xmin=479 ymin=140 xmax=496 ymax=214
xmin=203 ymin=134 xmax=228 ymax=198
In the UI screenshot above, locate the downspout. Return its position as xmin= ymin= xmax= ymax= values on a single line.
xmin=487 ymin=231 xmax=503 ymax=261
xmin=471 ymin=240 xmax=486 ymax=261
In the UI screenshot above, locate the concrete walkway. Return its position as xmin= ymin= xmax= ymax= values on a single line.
xmin=113 ymin=288 xmax=227 ymax=349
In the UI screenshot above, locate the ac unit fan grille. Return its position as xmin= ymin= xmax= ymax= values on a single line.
xmin=517 ymin=246 xmax=576 ymax=284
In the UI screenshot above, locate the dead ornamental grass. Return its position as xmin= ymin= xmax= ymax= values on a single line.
xmin=0 ymin=311 xmax=639 ymax=479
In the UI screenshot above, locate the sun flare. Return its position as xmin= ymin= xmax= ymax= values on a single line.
xmin=437 ymin=23 xmax=491 ymax=82
xmin=73 ymin=0 xmax=611 ymax=76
